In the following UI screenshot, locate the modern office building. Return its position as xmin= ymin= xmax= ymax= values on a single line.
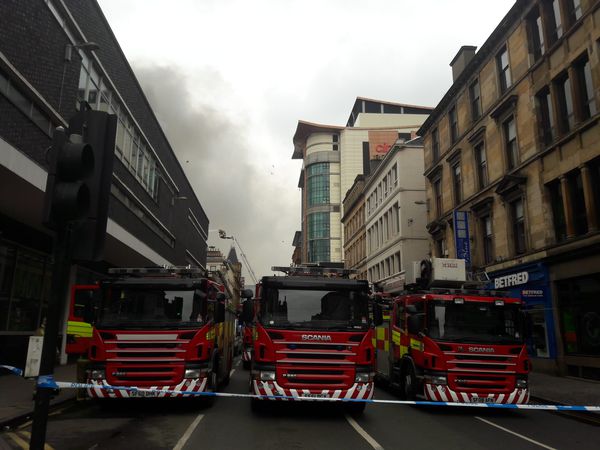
xmin=418 ymin=0 xmax=600 ymax=378
xmin=364 ymin=138 xmax=429 ymax=290
xmin=292 ymin=97 xmax=431 ymax=264
xmin=0 ymin=0 xmax=210 ymax=365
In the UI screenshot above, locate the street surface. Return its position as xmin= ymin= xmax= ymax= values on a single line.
xmin=2 ymin=357 xmax=599 ymax=450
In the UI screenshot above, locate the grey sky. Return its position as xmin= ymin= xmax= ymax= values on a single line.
xmin=97 ymin=0 xmax=516 ymax=281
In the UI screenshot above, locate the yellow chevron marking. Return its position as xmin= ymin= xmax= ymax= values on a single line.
xmin=392 ymin=330 xmax=400 ymax=345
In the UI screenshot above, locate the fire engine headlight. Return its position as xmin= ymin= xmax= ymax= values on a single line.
xmin=89 ymin=369 xmax=105 ymax=380
xmin=516 ymin=377 xmax=528 ymax=388
xmin=259 ymin=371 xmax=276 ymax=381
xmin=184 ymin=369 xmax=203 ymax=379
xmin=425 ymin=375 xmax=447 ymax=385
xmin=355 ymin=372 xmax=374 ymax=383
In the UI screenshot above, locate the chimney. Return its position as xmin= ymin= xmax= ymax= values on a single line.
xmin=450 ymin=45 xmax=477 ymax=82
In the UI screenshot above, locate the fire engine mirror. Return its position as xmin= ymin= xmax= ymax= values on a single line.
xmin=241 ymin=300 xmax=253 ymax=323
xmin=407 ymin=314 xmax=422 ymax=335
xmin=373 ymin=303 xmax=383 ymax=326
xmin=215 ymin=300 xmax=226 ymax=323
xmin=241 ymin=289 xmax=253 ymax=299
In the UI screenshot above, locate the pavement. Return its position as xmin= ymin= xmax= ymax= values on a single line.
xmin=1 ymin=365 xmax=599 ymax=427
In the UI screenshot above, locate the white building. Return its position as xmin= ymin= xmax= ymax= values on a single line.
xmin=365 ymin=138 xmax=429 ymax=290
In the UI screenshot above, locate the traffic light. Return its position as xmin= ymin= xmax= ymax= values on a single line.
xmin=43 ymin=109 xmax=116 ymax=261
xmin=69 ymin=110 xmax=117 ymax=261
xmin=43 ymin=127 xmax=94 ymax=226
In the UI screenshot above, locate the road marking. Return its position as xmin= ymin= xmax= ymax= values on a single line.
xmin=475 ymin=417 xmax=556 ymax=450
xmin=173 ymin=414 xmax=204 ymax=450
xmin=235 ymin=360 xmax=240 ymax=367
xmin=345 ymin=414 xmax=384 ymax=450
xmin=230 ymin=369 xmax=236 ymax=378
xmin=7 ymin=430 xmax=54 ymax=450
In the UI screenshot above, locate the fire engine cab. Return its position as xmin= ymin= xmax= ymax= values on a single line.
xmin=374 ymin=258 xmax=530 ymax=404
xmin=82 ymin=266 xmax=237 ymax=401
xmin=241 ymin=264 xmax=376 ymax=414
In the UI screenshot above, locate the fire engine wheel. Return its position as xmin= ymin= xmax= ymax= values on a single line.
xmin=242 ymin=360 xmax=251 ymax=370
xmin=400 ymin=362 xmax=417 ymax=401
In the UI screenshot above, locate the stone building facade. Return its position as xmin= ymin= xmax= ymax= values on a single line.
xmin=418 ymin=0 xmax=600 ymax=378
xmin=341 ymin=175 xmax=367 ymax=280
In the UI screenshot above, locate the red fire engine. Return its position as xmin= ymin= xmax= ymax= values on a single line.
xmin=374 ymin=258 xmax=530 ymax=404
xmin=82 ymin=267 xmax=243 ymax=400
xmin=241 ymin=264 xmax=376 ymax=414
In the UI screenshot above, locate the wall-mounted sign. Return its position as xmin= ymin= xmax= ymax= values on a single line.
xmin=453 ymin=210 xmax=471 ymax=269
xmin=494 ymin=271 xmax=529 ymax=289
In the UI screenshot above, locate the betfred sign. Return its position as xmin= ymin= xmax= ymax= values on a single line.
xmin=494 ymin=271 xmax=529 ymax=289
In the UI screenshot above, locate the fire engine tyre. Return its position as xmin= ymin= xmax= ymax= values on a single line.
xmin=242 ymin=360 xmax=251 ymax=370
xmin=221 ymin=354 xmax=232 ymax=387
xmin=400 ymin=362 xmax=417 ymax=401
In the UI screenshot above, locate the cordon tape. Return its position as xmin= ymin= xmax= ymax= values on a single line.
xmin=2 ymin=365 xmax=599 ymax=412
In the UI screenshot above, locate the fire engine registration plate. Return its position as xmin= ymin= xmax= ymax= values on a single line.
xmin=300 ymin=393 xmax=330 ymax=398
xmin=469 ymin=397 xmax=494 ymax=403
xmin=128 ymin=389 xmax=160 ymax=398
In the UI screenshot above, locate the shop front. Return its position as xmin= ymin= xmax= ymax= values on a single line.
xmin=488 ymin=263 xmax=557 ymax=370
xmin=550 ymin=252 xmax=600 ymax=380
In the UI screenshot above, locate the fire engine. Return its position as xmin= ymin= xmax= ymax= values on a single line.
xmin=374 ymin=258 xmax=530 ymax=404
xmin=241 ymin=264 xmax=376 ymax=414
xmin=81 ymin=266 xmax=244 ymax=400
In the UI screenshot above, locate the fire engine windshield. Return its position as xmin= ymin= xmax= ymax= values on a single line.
xmin=97 ymin=287 xmax=215 ymax=329
xmin=427 ymin=300 xmax=524 ymax=344
xmin=260 ymin=288 xmax=369 ymax=331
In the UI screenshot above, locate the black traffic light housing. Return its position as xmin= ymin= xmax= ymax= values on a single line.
xmin=43 ymin=109 xmax=117 ymax=261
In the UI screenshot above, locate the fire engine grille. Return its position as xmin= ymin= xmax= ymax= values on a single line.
xmin=444 ymin=352 xmax=517 ymax=392
xmin=102 ymin=333 xmax=193 ymax=385
xmin=273 ymin=341 xmax=357 ymax=389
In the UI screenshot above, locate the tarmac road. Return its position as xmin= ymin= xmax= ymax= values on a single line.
xmin=1 ymin=357 xmax=599 ymax=450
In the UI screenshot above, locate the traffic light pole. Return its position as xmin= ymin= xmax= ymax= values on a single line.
xmin=30 ymin=225 xmax=73 ymax=450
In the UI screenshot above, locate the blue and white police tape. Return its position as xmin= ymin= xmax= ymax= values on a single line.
xmin=33 ymin=375 xmax=600 ymax=412
xmin=0 ymin=365 xmax=23 ymax=376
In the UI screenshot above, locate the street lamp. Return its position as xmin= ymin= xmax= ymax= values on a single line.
xmin=218 ymin=229 xmax=258 ymax=284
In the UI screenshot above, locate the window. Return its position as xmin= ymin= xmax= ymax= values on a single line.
xmin=78 ymin=59 xmax=162 ymax=200
xmin=575 ymin=57 xmax=597 ymax=120
xmin=452 ymin=162 xmax=462 ymax=205
xmin=568 ymin=170 xmax=588 ymax=236
xmin=511 ymin=198 xmax=527 ymax=254
xmin=550 ymin=0 xmax=564 ymax=41
xmin=527 ymin=6 xmax=545 ymax=61
xmin=433 ymin=178 xmax=443 ymax=217
xmin=548 ymin=181 xmax=567 ymax=242
xmin=474 ymin=142 xmax=488 ymax=189
xmin=481 ymin=215 xmax=494 ymax=264
xmin=497 ymin=47 xmax=512 ymax=93
xmin=469 ymin=79 xmax=482 ymax=120
xmin=536 ymin=87 xmax=556 ymax=145
xmin=435 ymin=237 xmax=447 ymax=258
xmin=566 ymin=0 xmax=582 ymax=26
xmin=432 ymin=128 xmax=440 ymax=160
xmin=306 ymin=163 xmax=330 ymax=206
xmin=555 ymin=73 xmax=574 ymax=133
xmin=449 ymin=106 xmax=458 ymax=144
xmin=332 ymin=134 xmax=339 ymax=151
xmin=503 ymin=116 xmax=518 ymax=169
xmin=307 ymin=212 xmax=330 ymax=263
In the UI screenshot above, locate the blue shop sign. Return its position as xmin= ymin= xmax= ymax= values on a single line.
xmin=488 ymin=263 xmax=556 ymax=359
